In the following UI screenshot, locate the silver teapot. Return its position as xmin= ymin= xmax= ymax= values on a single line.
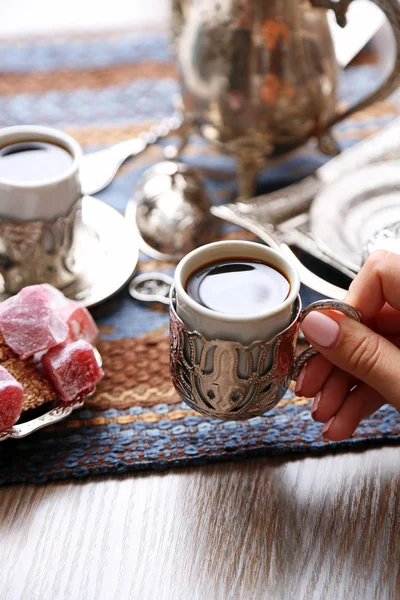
xmin=172 ymin=0 xmax=400 ymax=198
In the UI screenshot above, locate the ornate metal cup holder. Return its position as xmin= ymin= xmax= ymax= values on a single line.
xmin=0 ymin=197 xmax=139 ymax=309
xmin=0 ymin=348 xmax=102 ymax=442
xmin=169 ymin=290 xmax=361 ymax=420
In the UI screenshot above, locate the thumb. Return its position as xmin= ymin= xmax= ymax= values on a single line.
xmin=300 ymin=309 xmax=400 ymax=410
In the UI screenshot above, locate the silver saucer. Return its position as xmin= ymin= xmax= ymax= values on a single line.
xmin=310 ymin=161 xmax=400 ymax=273
xmin=0 ymin=196 xmax=139 ymax=308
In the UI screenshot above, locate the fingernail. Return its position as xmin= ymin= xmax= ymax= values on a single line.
xmin=295 ymin=364 xmax=307 ymax=396
xmin=322 ymin=416 xmax=335 ymax=439
xmin=301 ymin=312 xmax=340 ymax=348
xmin=311 ymin=391 xmax=321 ymax=419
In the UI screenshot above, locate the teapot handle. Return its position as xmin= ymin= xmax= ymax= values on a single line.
xmin=311 ymin=0 xmax=400 ymax=154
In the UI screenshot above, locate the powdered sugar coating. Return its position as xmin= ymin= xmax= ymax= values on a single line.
xmin=42 ymin=284 xmax=98 ymax=344
xmin=0 ymin=287 xmax=68 ymax=359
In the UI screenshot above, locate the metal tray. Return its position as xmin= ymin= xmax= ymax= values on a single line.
xmin=0 ymin=349 xmax=102 ymax=442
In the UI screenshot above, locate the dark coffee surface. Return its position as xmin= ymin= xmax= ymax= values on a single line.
xmin=0 ymin=141 xmax=73 ymax=182
xmin=186 ymin=259 xmax=290 ymax=315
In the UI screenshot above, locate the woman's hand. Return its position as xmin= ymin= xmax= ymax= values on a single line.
xmin=295 ymin=250 xmax=400 ymax=441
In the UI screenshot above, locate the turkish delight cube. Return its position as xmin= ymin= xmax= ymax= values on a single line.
xmin=0 ymin=366 xmax=23 ymax=430
xmin=0 ymin=286 xmax=68 ymax=359
xmin=42 ymin=284 xmax=98 ymax=344
xmin=42 ymin=340 xmax=104 ymax=403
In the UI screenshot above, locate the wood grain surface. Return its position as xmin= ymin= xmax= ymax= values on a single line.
xmin=0 ymin=447 xmax=399 ymax=600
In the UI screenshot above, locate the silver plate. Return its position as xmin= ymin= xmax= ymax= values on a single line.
xmin=0 ymin=196 xmax=139 ymax=308
xmin=0 ymin=348 xmax=103 ymax=441
xmin=0 ymin=400 xmax=84 ymax=441
xmin=310 ymin=161 xmax=400 ymax=272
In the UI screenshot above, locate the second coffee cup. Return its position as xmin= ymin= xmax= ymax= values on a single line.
xmin=0 ymin=125 xmax=83 ymax=294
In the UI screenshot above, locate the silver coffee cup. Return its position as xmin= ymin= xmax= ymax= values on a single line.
xmin=129 ymin=240 xmax=362 ymax=420
xmin=0 ymin=125 xmax=83 ymax=294
xmin=169 ymin=241 xmax=361 ymax=420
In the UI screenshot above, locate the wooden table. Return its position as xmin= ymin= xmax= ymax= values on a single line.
xmin=1 ymin=446 xmax=399 ymax=599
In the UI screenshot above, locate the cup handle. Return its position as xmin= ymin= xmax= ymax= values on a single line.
xmin=292 ymin=299 xmax=362 ymax=381
xmin=129 ymin=272 xmax=174 ymax=305
xmin=310 ymin=0 xmax=400 ymax=155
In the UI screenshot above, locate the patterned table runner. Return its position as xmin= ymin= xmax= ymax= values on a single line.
xmin=0 ymin=30 xmax=399 ymax=484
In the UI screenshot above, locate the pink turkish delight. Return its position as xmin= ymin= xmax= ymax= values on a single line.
xmin=42 ymin=340 xmax=104 ymax=403
xmin=62 ymin=302 xmax=98 ymax=344
xmin=0 ymin=286 xmax=68 ymax=359
xmin=40 ymin=284 xmax=69 ymax=309
xmin=0 ymin=366 xmax=23 ymax=430
xmin=42 ymin=284 xmax=98 ymax=344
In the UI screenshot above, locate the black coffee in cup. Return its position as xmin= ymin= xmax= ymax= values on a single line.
xmin=186 ymin=258 xmax=290 ymax=315
xmin=0 ymin=141 xmax=73 ymax=182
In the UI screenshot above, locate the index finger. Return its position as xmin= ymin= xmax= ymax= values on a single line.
xmin=346 ymin=250 xmax=400 ymax=321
